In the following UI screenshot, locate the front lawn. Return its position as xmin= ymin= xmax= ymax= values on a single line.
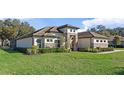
xmin=0 ymin=49 xmax=124 ymax=75
xmin=115 ymin=48 xmax=124 ymax=50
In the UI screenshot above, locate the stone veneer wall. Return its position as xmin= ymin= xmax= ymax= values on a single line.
xmin=44 ymin=43 xmax=59 ymax=48
xmin=66 ymin=33 xmax=78 ymax=50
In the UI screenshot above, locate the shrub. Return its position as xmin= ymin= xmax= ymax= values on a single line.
xmin=92 ymin=48 xmax=99 ymax=53
xmin=100 ymin=47 xmax=114 ymax=51
xmin=32 ymin=45 xmax=38 ymax=49
xmin=26 ymin=48 xmax=38 ymax=55
xmin=26 ymin=48 xmax=32 ymax=55
xmin=15 ymin=48 xmax=27 ymax=53
xmin=78 ymin=47 xmax=114 ymax=53
xmin=38 ymin=48 xmax=70 ymax=53
xmin=78 ymin=48 xmax=91 ymax=52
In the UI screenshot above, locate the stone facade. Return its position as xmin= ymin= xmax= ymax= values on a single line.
xmin=44 ymin=43 xmax=59 ymax=48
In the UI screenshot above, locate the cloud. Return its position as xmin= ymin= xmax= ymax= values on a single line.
xmin=81 ymin=18 xmax=124 ymax=32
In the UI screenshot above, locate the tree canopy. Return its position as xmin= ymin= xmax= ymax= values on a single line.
xmin=113 ymin=36 xmax=121 ymax=47
xmin=0 ymin=18 xmax=35 ymax=47
xmin=87 ymin=25 xmax=124 ymax=37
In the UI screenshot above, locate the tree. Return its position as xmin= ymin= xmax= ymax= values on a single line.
xmin=0 ymin=18 xmax=35 ymax=48
xmin=113 ymin=36 xmax=121 ymax=47
xmin=96 ymin=25 xmax=106 ymax=31
xmin=0 ymin=20 xmax=7 ymax=46
xmin=87 ymin=27 xmax=96 ymax=32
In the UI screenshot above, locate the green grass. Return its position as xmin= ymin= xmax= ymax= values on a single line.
xmin=115 ymin=48 xmax=124 ymax=50
xmin=0 ymin=49 xmax=124 ymax=75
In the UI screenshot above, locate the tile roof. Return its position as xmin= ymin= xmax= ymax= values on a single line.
xmin=78 ymin=31 xmax=108 ymax=39
xmin=17 ymin=24 xmax=79 ymax=40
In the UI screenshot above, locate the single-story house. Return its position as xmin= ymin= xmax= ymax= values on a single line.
xmin=78 ymin=31 xmax=108 ymax=48
xmin=16 ymin=24 xmax=108 ymax=50
xmin=16 ymin=24 xmax=79 ymax=50
xmin=108 ymin=36 xmax=124 ymax=47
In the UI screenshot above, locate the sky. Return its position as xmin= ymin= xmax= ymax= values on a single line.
xmin=20 ymin=18 xmax=94 ymax=30
xmin=10 ymin=18 xmax=124 ymax=32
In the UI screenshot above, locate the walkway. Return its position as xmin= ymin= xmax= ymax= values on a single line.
xmin=97 ymin=50 xmax=124 ymax=54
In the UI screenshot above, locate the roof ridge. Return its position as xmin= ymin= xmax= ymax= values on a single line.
xmin=89 ymin=31 xmax=95 ymax=37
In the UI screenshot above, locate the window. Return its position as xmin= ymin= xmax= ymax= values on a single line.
xmin=47 ymin=39 xmax=49 ymax=42
xmin=96 ymin=40 xmax=99 ymax=42
xmin=70 ymin=29 xmax=72 ymax=32
xmin=47 ymin=39 xmax=53 ymax=42
xmin=73 ymin=29 xmax=75 ymax=32
xmin=100 ymin=40 xmax=102 ymax=42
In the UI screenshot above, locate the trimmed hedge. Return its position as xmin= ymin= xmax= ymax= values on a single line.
xmin=78 ymin=48 xmax=92 ymax=52
xmin=15 ymin=48 xmax=27 ymax=53
xmin=98 ymin=47 xmax=114 ymax=52
xmin=78 ymin=47 xmax=114 ymax=53
xmin=38 ymin=48 xmax=70 ymax=53
xmin=15 ymin=48 xmax=70 ymax=55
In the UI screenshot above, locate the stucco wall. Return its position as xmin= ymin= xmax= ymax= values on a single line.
xmin=33 ymin=36 xmax=60 ymax=48
xmin=44 ymin=37 xmax=60 ymax=48
xmin=78 ymin=38 xmax=91 ymax=48
xmin=16 ymin=37 xmax=32 ymax=48
xmin=78 ymin=38 xmax=108 ymax=48
xmin=93 ymin=38 xmax=108 ymax=48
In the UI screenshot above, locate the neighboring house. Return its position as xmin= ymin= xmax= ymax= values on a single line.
xmin=78 ymin=32 xmax=108 ymax=48
xmin=16 ymin=24 xmax=79 ymax=50
xmin=108 ymin=36 xmax=124 ymax=47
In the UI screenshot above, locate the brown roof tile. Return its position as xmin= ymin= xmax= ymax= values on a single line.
xmin=17 ymin=24 xmax=79 ymax=40
xmin=78 ymin=31 xmax=108 ymax=39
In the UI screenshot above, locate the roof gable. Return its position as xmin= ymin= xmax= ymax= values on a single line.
xmin=17 ymin=24 xmax=79 ymax=39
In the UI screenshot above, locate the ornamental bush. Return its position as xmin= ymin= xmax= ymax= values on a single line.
xmin=78 ymin=47 xmax=114 ymax=53
xmin=38 ymin=48 xmax=70 ymax=53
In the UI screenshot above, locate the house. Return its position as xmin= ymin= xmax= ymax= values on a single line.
xmin=16 ymin=24 xmax=108 ymax=50
xmin=108 ymin=36 xmax=124 ymax=47
xmin=78 ymin=31 xmax=108 ymax=48
xmin=16 ymin=24 xmax=79 ymax=50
